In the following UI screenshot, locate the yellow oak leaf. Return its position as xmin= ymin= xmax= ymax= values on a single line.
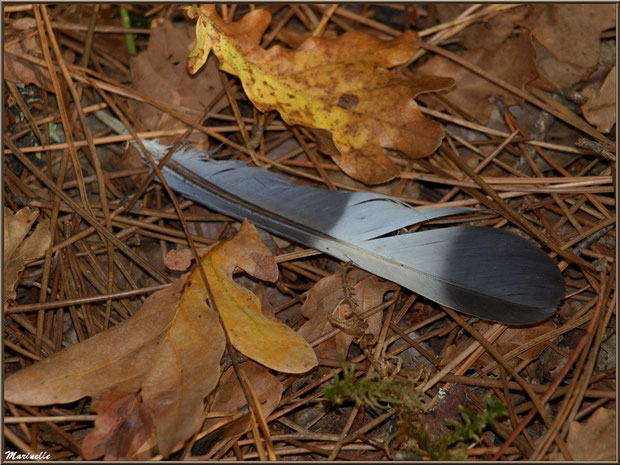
xmin=187 ymin=5 xmax=454 ymax=185
xmin=4 ymin=207 xmax=51 ymax=310
xmin=205 ymin=220 xmax=317 ymax=374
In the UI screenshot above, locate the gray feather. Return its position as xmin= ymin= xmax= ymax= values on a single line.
xmin=142 ymin=140 xmax=564 ymax=324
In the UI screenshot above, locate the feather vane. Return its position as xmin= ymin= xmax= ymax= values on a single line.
xmin=142 ymin=140 xmax=565 ymax=324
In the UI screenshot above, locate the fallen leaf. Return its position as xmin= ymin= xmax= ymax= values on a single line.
xmin=435 ymin=5 xmax=530 ymax=51
xmin=4 ymin=28 xmax=55 ymax=91
xmin=468 ymin=319 xmax=556 ymax=370
xmin=459 ymin=7 xmax=529 ymax=51
xmin=527 ymin=5 xmax=615 ymax=71
xmin=130 ymin=16 xmax=226 ymax=147
xmin=4 ymin=220 xmax=317 ymax=456
xmin=582 ymin=66 xmax=616 ymax=134
xmin=526 ymin=5 xmax=615 ymax=89
xmin=297 ymin=270 xmax=397 ymax=360
xmin=420 ymin=30 xmax=537 ymax=124
xmin=202 ymin=361 xmax=283 ymax=443
xmin=4 ymin=274 xmax=224 ymax=458
xmin=548 ymin=407 xmax=616 ymax=461
xmin=164 ymin=246 xmax=210 ymax=271
xmin=530 ymin=39 xmax=589 ymax=91
xmin=82 ymin=390 xmax=154 ymax=460
xmin=495 ymin=319 xmax=557 ymax=362
xmin=206 ymin=221 xmax=317 ymax=374
xmin=4 ymin=207 xmax=51 ymax=309
xmin=187 ymin=5 xmax=453 ymax=185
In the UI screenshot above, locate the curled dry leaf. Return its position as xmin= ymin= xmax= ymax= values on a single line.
xmin=207 ymin=221 xmax=317 ymax=374
xmin=582 ymin=66 xmax=616 ymax=134
xmin=4 ymin=207 xmax=51 ymax=309
xmin=187 ymin=5 xmax=453 ymax=185
xmin=548 ymin=407 xmax=616 ymax=461
xmin=297 ymin=270 xmax=398 ymax=361
xmin=528 ymin=5 xmax=616 ymax=72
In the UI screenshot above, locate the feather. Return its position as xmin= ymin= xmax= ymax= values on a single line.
xmin=140 ymin=140 xmax=564 ymax=324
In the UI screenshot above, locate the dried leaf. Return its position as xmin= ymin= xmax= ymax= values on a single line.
xmin=203 ymin=361 xmax=283 ymax=441
xmin=297 ymin=270 xmax=397 ymax=360
xmin=4 ymin=28 xmax=54 ymax=91
xmin=526 ymin=5 xmax=615 ymax=89
xmin=420 ymin=31 xmax=537 ymax=124
xmin=4 ymin=221 xmax=317 ymax=456
xmin=4 ymin=273 xmax=224 ymax=457
xmin=187 ymin=5 xmax=453 ymax=185
xmin=164 ymin=246 xmax=209 ymax=271
xmin=530 ymin=39 xmax=589 ymax=90
xmin=582 ymin=66 xmax=616 ymax=134
xmin=206 ymin=221 xmax=317 ymax=373
xmin=460 ymin=7 xmax=529 ymax=51
xmin=495 ymin=319 xmax=557 ymax=362
xmin=82 ymin=390 xmax=154 ymax=460
xmin=130 ymin=17 xmax=226 ymax=146
xmin=465 ymin=319 xmax=556 ymax=373
xmin=527 ymin=5 xmax=615 ymax=70
xmin=4 ymin=207 xmax=51 ymax=309
xmin=548 ymin=407 xmax=616 ymax=461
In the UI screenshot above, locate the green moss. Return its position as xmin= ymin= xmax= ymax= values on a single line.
xmin=324 ymin=364 xmax=506 ymax=460
xmin=323 ymin=363 xmax=421 ymax=412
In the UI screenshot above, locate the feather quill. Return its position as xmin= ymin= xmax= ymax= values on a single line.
xmin=140 ymin=140 xmax=564 ymax=324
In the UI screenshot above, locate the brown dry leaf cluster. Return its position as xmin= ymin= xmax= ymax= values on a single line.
xmin=4 ymin=222 xmax=315 ymax=458
xmin=4 ymin=259 xmax=223 ymax=458
xmin=2 ymin=3 xmax=616 ymax=462
xmin=422 ymin=4 xmax=616 ymax=125
xmin=420 ymin=30 xmax=537 ymax=124
xmin=4 ymin=19 xmax=55 ymax=92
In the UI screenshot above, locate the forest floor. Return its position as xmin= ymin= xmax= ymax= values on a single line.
xmin=3 ymin=3 xmax=616 ymax=461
